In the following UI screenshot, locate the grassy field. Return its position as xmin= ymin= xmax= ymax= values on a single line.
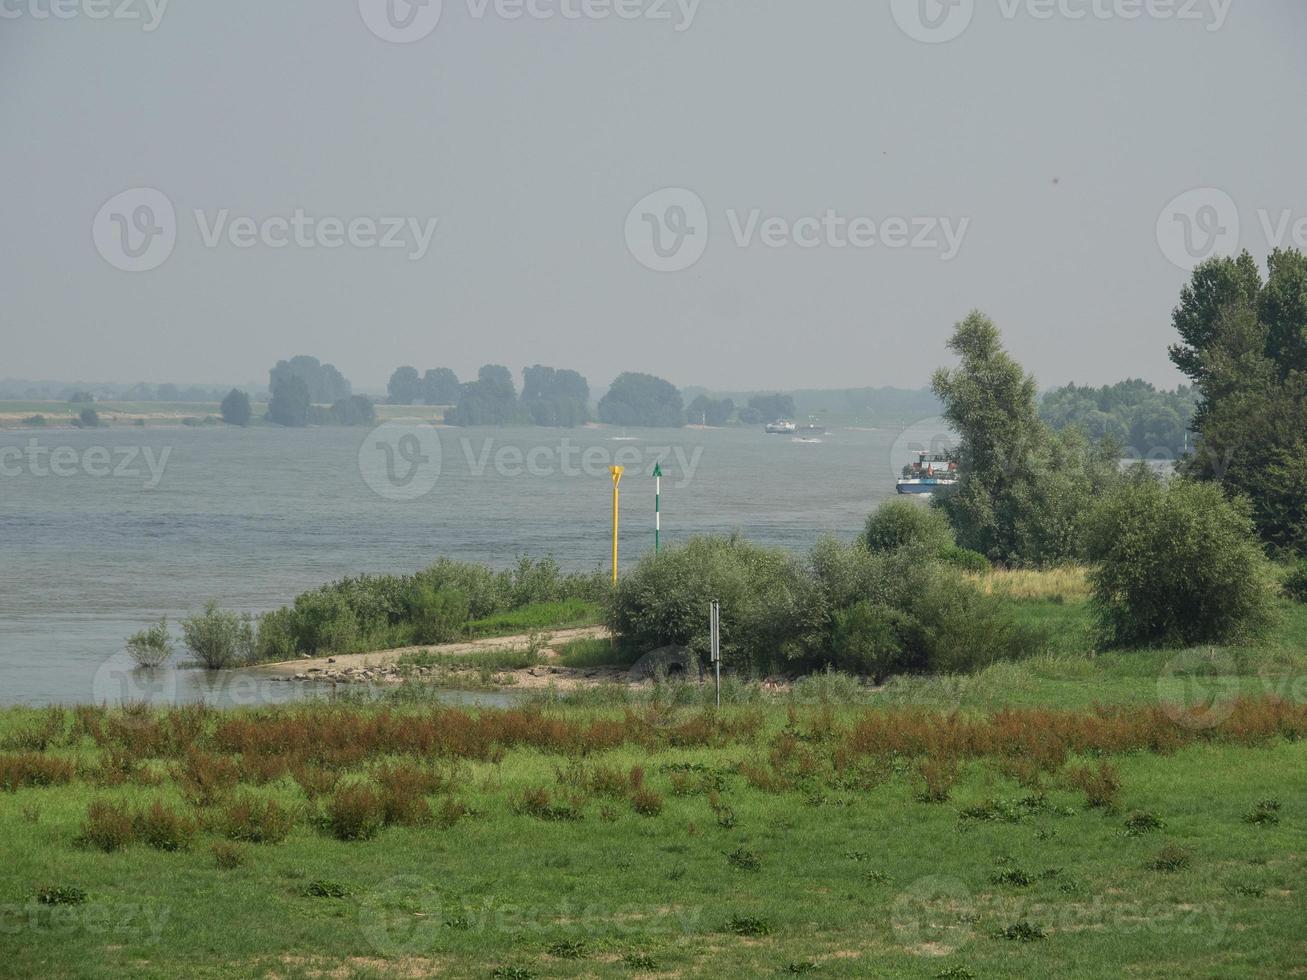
xmin=2 ymin=578 xmax=1305 ymax=979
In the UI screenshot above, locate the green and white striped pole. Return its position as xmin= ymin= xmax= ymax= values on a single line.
xmin=653 ymin=462 xmax=662 ymax=553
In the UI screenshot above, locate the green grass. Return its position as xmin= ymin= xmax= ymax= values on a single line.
xmin=553 ymin=637 xmax=636 ymax=670
xmin=465 ymin=600 xmax=603 ymax=638
xmin=0 ymin=695 xmax=1303 ymax=979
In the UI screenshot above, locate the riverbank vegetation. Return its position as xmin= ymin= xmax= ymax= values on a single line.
xmin=2 ymin=668 xmax=1304 ymax=977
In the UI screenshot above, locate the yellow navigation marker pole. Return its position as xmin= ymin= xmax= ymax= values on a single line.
xmin=610 ymin=466 xmax=624 ymax=585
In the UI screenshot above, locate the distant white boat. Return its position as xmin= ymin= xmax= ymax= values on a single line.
xmin=765 ymin=419 xmax=797 ymax=434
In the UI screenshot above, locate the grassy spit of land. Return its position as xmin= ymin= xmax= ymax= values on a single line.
xmin=2 ymin=572 xmax=1306 ymax=979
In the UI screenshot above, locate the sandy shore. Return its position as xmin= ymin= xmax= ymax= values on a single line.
xmin=250 ymin=625 xmax=633 ymax=690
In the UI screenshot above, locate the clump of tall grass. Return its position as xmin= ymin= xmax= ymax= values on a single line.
xmin=965 ymin=566 xmax=1091 ymax=601
xmin=0 ymin=752 xmax=74 ymax=791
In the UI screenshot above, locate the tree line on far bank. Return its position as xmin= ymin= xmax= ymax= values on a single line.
xmin=384 ymin=362 xmax=804 ymax=428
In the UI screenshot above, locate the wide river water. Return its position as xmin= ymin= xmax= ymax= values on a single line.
xmin=1 ymin=420 xmax=949 ymax=706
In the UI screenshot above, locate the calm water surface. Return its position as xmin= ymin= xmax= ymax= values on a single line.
xmin=0 ymin=421 xmax=945 ymax=706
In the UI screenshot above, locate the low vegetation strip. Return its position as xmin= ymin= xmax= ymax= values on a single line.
xmin=1 ymin=694 xmax=1302 ymax=978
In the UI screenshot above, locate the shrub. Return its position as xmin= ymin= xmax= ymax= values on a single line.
xmin=135 ymin=800 xmax=196 ymax=851
xmin=407 ymin=586 xmax=470 ymax=645
xmin=35 ymin=885 xmax=87 ymax=906
xmin=631 ymin=786 xmax=664 ymax=817
xmin=938 ymin=546 xmax=990 ymax=573
xmin=1084 ymin=477 xmax=1280 ymax=647
xmin=1284 ymin=560 xmax=1307 ymax=603
xmin=811 ymin=539 xmax=1044 ymax=678
xmin=125 ymin=618 xmax=173 ymax=668
xmin=1068 ymin=761 xmax=1121 ymax=810
xmin=1149 ymin=844 xmax=1191 ymax=872
xmin=609 ymin=534 xmax=824 ymax=673
xmin=864 ymin=500 xmax=955 ymax=555
xmin=0 ymin=752 xmax=74 ymax=791
xmin=217 ymin=794 xmax=295 ymax=844
xmin=827 ymin=601 xmax=913 ymax=681
xmin=211 ymin=841 xmax=247 ymax=869
xmin=181 ymin=603 xmax=253 ymax=669
xmin=81 ymin=799 xmax=137 ymax=852
xmin=326 ymin=783 xmax=387 ymax=841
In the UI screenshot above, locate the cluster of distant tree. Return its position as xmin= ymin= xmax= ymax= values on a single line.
xmin=386 ymin=366 xmax=461 ymax=407
xmin=262 ymin=356 xmax=373 ymax=428
xmin=387 ymin=363 xmax=593 ymax=428
xmin=1040 ymin=380 xmax=1198 ymax=458
xmin=598 ymin=373 xmax=683 ymax=427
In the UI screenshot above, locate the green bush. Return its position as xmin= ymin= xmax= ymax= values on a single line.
xmin=243 ymin=556 xmax=608 ymax=661
xmin=828 ymin=601 xmax=915 ymax=680
xmin=938 ymin=546 xmax=990 ymax=573
xmin=125 ymin=618 xmax=173 ymax=668
xmin=608 ymin=535 xmax=824 ymax=674
xmin=809 ymin=538 xmax=1042 ymax=679
xmin=1083 ymin=478 xmax=1279 ymax=647
xmin=406 ymin=586 xmax=470 ymax=645
xmin=1283 ymin=560 xmax=1307 ymax=603
xmin=864 ymin=500 xmax=955 ymax=555
xmin=181 ymin=603 xmax=253 ymax=669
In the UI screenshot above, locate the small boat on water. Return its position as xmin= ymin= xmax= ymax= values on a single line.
xmin=896 ymin=451 xmax=959 ymax=495
xmin=765 ymin=419 xmax=797 ymax=434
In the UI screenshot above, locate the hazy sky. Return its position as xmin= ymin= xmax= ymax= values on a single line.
xmin=3 ymin=1 xmax=1305 ymax=393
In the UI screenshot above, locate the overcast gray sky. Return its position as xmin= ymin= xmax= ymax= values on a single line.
xmin=3 ymin=0 xmax=1305 ymax=392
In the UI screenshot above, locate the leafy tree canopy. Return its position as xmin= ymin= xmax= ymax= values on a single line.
xmin=598 ymin=373 xmax=684 ymax=428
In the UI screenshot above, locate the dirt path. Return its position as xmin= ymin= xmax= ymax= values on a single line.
xmin=252 ymin=625 xmax=612 ymax=680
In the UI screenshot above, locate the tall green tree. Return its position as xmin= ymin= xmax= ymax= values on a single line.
xmin=1171 ymin=250 xmax=1307 ymax=554
xmin=931 ymin=311 xmax=1119 ymax=565
xmin=445 ymin=365 xmax=528 ymax=426
xmin=387 ymin=366 xmax=422 ymax=405
xmin=220 ymin=388 xmax=252 ymax=427
xmin=521 ymin=365 xmax=590 ymax=427
xmin=598 ymin=373 xmax=684 ymax=428
xmin=268 ymin=374 xmax=310 ymax=427
xmin=421 ymin=368 xmax=460 ymax=406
